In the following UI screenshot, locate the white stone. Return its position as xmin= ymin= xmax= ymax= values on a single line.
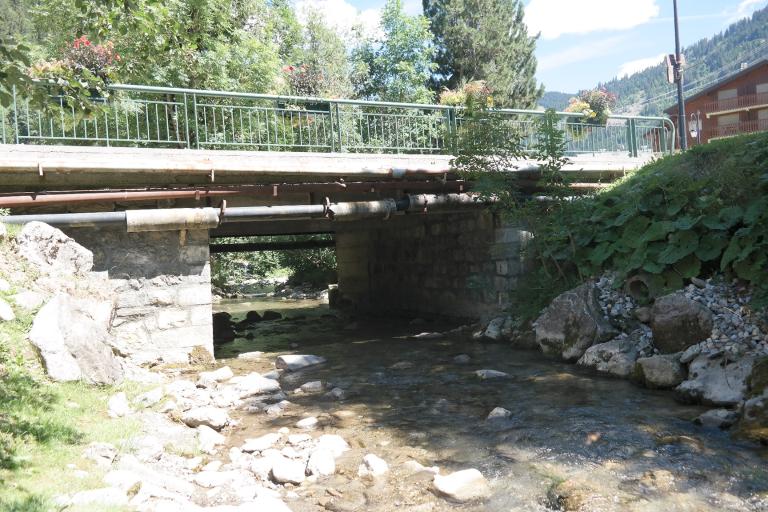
xmin=11 ymin=290 xmax=45 ymax=311
xmin=242 ymin=433 xmax=281 ymax=453
xmin=433 ymin=469 xmax=492 ymax=502
xmin=15 ymin=221 xmax=93 ymax=275
xmin=300 ymin=380 xmax=324 ymax=393
xmin=695 ymin=408 xmax=739 ymax=429
xmin=287 ymin=434 xmax=312 ymax=446
xmin=197 ymin=425 xmax=226 ymax=454
xmin=475 ymin=369 xmax=509 ymax=380
xmin=676 ymin=354 xmax=755 ymax=406
xmin=83 ymin=442 xmax=117 ymax=466
xmin=194 ymin=470 xmax=247 ymax=488
xmin=133 ymin=435 xmax=164 ymax=462
xmin=198 ymin=366 xmax=234 ymax=386
xmin=234 ymin=373 xmax=281 ymax=398
xmin=182 ymin=407 xmax=230 ymax=430
xmin=108 ymin=392 xmax=132 ymax=418
xmin=165 ymin=379 xmax=197 ymax=398
xmin=316 ymin=435 xmax=350 ymax=458
xmin=103 ymin=469 xmax=142 ymax=492
xmin=0 ymin=297 xmax=15 ymax=322
xmin=486 ymin=407 xmax=512 ymax=420
xmin=275 ymin=354 xmax=326 ymax=371
xmin=0 ymin=278 xmax=9 ymax=292
xmin=70 ymin=487 xmax=128 ymax=507
xmin=238 ymin=351 xmax=263 ymax=361
xmin=403 ymin=460 xmax=440 ymax=475
xmin=270 ymin=456 xmax=306 ymax=484
xmin=296 ymin=416 xmax=318 ymax=430
xmin=358 ymin=454 xmax=389 ymax=478
xmin=159 ymin=400 xmax=177 ymax=413
xmin=307 ymin=448 xmax=336 ymax=476
xmin=326 ymin=387 xmax=346 ymax=400
xmin=134 ymin=387 xmax=165 ymax=408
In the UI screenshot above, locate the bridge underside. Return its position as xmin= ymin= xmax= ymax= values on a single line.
xmin=0 ymin=144 xmax=653 ymax=364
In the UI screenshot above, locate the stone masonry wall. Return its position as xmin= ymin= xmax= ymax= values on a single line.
xmin=64 ymin=227 xmax=213 ymax=365
xmin=335 ymin=210 xmax=530 ymax=320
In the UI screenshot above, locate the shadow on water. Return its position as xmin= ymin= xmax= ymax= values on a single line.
xmin=213 ymin=298 xmax=768 ymax=512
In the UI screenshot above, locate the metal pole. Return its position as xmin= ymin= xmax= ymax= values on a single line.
xmin=673 ymin=0 xmax=687 ymax=150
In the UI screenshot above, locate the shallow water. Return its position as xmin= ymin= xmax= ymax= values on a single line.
xmin=213 ymin=298 xmax=768 ymax=512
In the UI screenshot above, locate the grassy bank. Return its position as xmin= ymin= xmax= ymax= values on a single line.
xmin=514 ymin=131 xmax=768 ymax=320
xmin=0 ymin=232 xmax=141 ymax=512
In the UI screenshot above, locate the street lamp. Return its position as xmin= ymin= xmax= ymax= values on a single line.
xmin=688 ymin=111 xmax=701 ymax=145
xmin=673 ymin=0 xmax=687 ymax=150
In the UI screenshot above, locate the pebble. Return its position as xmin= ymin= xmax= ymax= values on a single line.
xmin=475 ymin=369 xmax=509 ymax=380
xmin=432 ymin=469 xmax=491 ymax=502
xmin=275 ymin=354 xmax=326 ymax=371
xmin=300 ymin=380 xmax=324 ymax=393
xmin=0 ymin=297 xmax=15 ymax=322
xmin=358 ymin=454 xmax=389 ymax=478
xmin=107 ymin=392 xmax=132 ymax=418
xmin=296 ymin=416 xmax=319 ymax=430
xmin=486 ymin=407 xmax=512 ymax=420
xmin=270 ymin=456 xmax=306 ymax=484
xmin=242 ymin=433 xmax=281 ymax=453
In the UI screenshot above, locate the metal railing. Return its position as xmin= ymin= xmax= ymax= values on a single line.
xmin=0 ymin=83 xmax=675 ymax=157
xmin=702 ymin=91 xmax=768 ymax=114
xmin=708 ymin=118 xmax=768 ymax=140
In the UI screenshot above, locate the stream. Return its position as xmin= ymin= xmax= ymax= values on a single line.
xmin=213 ymin=297 xmax=768 ymax=512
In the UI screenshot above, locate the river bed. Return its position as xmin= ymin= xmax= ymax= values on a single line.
xmin=213 ymin=297 xmax=768 ymax=511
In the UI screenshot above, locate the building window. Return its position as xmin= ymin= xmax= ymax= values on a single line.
xmin=717 ymin=113 xmax=740 ymax=126
xmin=718 ymin=88 xmax=738 ymax=100
xmin=757 ymin=83 xmax=768 ymax=95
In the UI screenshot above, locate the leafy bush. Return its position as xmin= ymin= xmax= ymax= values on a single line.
xmin=564 ymin=88 xmax=616 ymax=125
xmin=539 ymin=132 xmax=768 ymax=305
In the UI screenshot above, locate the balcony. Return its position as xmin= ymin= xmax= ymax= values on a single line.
xmin=703 ymin=92 xmax=768 ymax=115
xmin=707 ymin=118 xmax=768 ymax=140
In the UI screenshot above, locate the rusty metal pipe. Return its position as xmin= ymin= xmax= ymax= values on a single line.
xmin=0 ymin=181 xmax=470 ymax=209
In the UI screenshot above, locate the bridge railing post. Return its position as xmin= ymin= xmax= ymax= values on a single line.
xmin=12 ymin=85 xmax=19 ymax=144
xmin=334 ymin=102 xmax=343 ymax=152
xmin=626 ymin=118 xmax=639 ymax=158
xmin=182 ymin=92 xmax=191 ymax=149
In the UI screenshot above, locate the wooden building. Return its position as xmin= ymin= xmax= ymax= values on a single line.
xmin=666 ymin=59 xmax=768 ymax=146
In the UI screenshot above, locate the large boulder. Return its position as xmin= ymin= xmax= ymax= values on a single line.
xmin=633 ymin=354 xmax=686 ymax=389
xmin=15 ymin=222 xmax=93 ymax=275
xmin=534 ymin=283 xmax=617 ymax=361
xmin=675 ymin=353 xmax=755 ymax=406
xmin=432 ymin=469 xmax=491 ymax=503
xmin=28 ymin=294 xmax=123 ymax=384
xmin=735 ymin=357 xmax=768 ymax=443
xmin=651 ymin=293 xmax=713 ymax=353
xmin=576 ymin=333 xmax=641 ymax=378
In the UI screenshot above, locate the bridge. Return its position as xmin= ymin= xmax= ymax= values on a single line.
xmin=0 ymin=83 xmax=675 ymax=364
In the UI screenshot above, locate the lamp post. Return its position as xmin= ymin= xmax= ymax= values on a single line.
xmin=688 ymin=111 xmax=701 ymax=145
xmin=673 ymin=0 xmax=687 ymax=150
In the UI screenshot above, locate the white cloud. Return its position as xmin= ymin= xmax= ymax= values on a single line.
xmin=726 ymin=0 xmax=768 ymax=23
xmin=525 ymin=0 xmax=660 ymax=40
xmin=295 ymin=0 xmax=381 ymax=40
xmin=617 ymin=53 xmax=664 ymax=78
xmin=538 ymin=36 xmax=626 ymax=72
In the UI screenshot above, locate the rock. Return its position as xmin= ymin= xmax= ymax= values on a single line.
xmin=694 ymin=408 xmax=739 ymax=429
xmin=316 ymin=435 xmax=350 ymax=458
xmin=577 ymin=335 xmax=640 ymax=378
xmin=242 ymin=433 xmax=281 ymax=453
xmin=108 ymin=392 xmax=132 ymax=418
xmin=238 ymin=351 xmax=263 ymax=361
xmin=403 ymin=460 xmax=440 ymax=475
xmin=638 ymin=469 xmax=676 ymax=492
xmin=358 ymin=454 xmax=389 ymax=478
xmin=181 ymin=407 xmax=231 ymax=430
xmin=483 ymin=317 xmax=507 ymax=341
xmin=233 ymin=372 xmax=281 ymax=398
xmin=300 ymin=380 xmax=324 ymax=393
xmin=0 ymin=222 xmax=5 ymax=240
xmin=11 ymin=290 xmax=45 ymax=311
xmin=410 ymin=331 xmax=442 ymax=340
xmin=680 ymin=344 xmax=702 ymax=364
xmin=296 ymin=417 xmax=318 ymax=430
xmin=432 ymin=469 xmax=491 ymax=503
xmin=453 ymin=354 xmax=471 ymax=364
xmin=198 ymin=425 xmax=226 ymax=454
xmin=326 ymin=387 xmax=347 ymax=400
xmin=390 ymin=361 xmax=414 ymax=370
xmin=486 ymin=407 xmax=512 ymax=420
xmin=675 ymin=354 xmax=755 ymax=406
xmin=198 ymin=366 xmax=234 ymax=387
xmin=117 ymin=454 xmax=195 ymax=496
xmin=651 ymin=293 xmax=713 ymax=353
xmin=132 ymin=435 xmax=164 ymax=462
xmin=83 ymin=442 xmax=118 ymax=467
xmin=633 ymin=354 xmax=686 ymax=389
xmin=307 ymin=448 xmax=336 ymax=476
xmin=534 ymin=283 xmax=617 ymax=361
xmin=276 ymin=354 xmax=326 ymax=371
xmin=70 ymin=487 xmax=128 ymax=507
xmin=0 ymin=278 xmax=9 ymax=292
xmin=547 ymin=479 xmax=613 ymax=511
xmin=15 ymin=221 xmax=93 ymax=275
xmin=634 ymin=306 xmax=652 ymax=323
xmin=270 ymin=456 xmax=306 ymax=484
xmin=262 ymin=310 xmax=282 ymax=321
xmin=28 ymin=294 xmax=123 ymax=384
xmin=213 ymin=311 xmax=236 ymax=343
xmin=475 ymin=369 xmax=509 ymax=380
xmin=103 ymin=469 xmax=143 ymax=492
xmin=0 ymin=298 xmax=14 ymax=322
xmin=738 ymin=387 xmax=768 ymax=443
xmin=287 ymin=434 xmax=312 ymax=446
xmin=134 ymin=387 xmax=165 ymax=408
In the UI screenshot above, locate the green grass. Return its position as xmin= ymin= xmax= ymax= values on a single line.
xmin=0 ymin=236 xmax=143 ymax=512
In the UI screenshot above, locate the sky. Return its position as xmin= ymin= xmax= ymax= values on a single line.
xmin=294 ymin=0 xmax=768 ymax=93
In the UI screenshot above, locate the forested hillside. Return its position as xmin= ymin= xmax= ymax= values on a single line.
xmin=538 ymin=90 xmax=573 ymax=111
xmin=601 ymin=5 xmax=768 ymax=115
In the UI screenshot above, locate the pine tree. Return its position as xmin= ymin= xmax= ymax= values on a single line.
xmin=423 ymin=0 xmax=542 ymax=107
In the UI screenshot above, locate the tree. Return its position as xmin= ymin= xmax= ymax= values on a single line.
xmin=423 ymin=0 xmax=542 ymax=107
xmin=352 ymin=0 xmax=436 ymax=103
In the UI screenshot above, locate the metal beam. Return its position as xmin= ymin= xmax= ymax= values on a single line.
xmin=210 ymin=239 xmax=335 ymax=253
